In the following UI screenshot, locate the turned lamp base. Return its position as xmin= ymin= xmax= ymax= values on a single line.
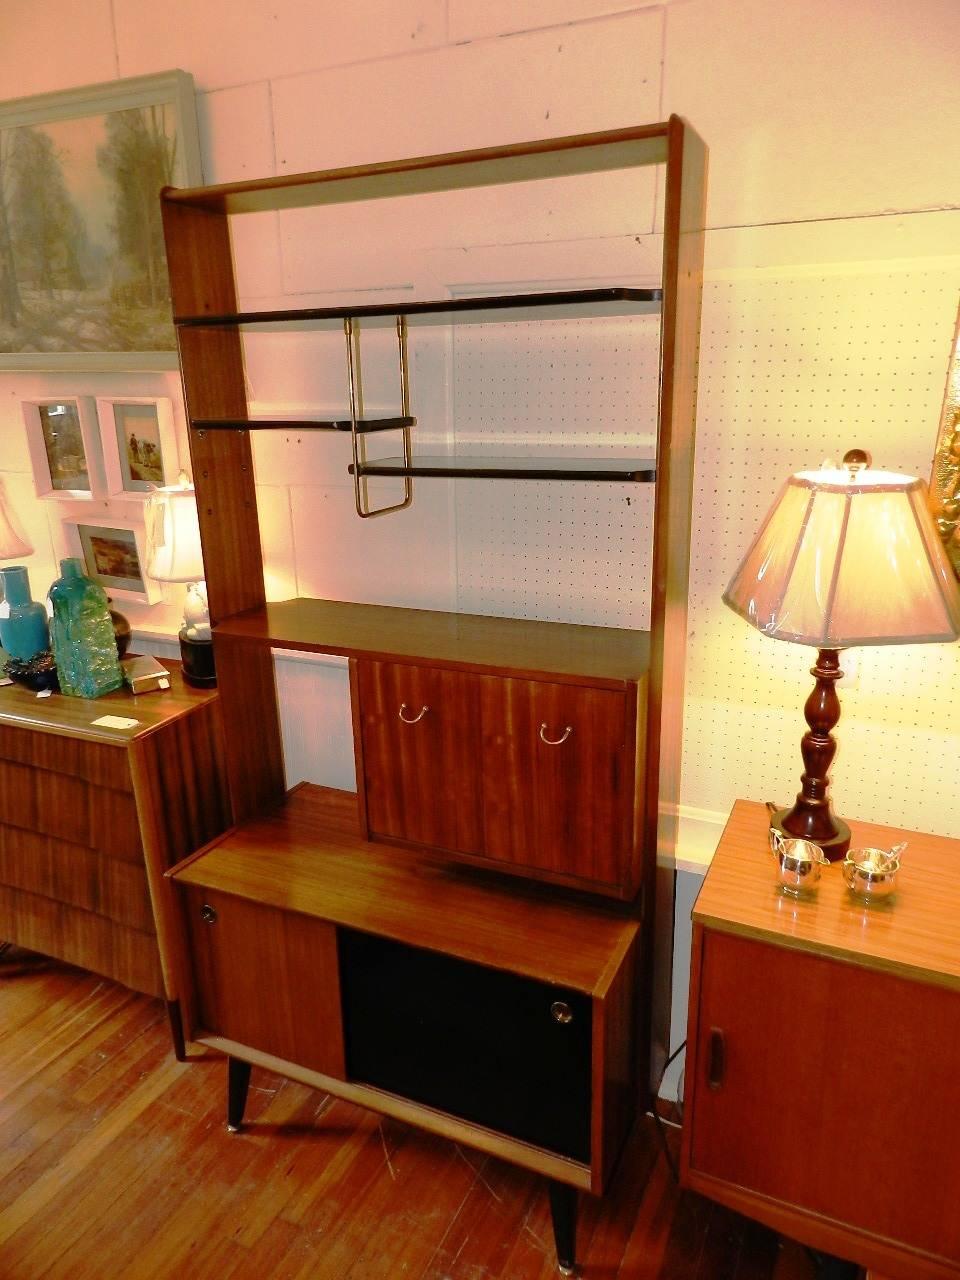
xmin=774 ymin=647 xmax=851 ymax=863
xmin=769 ymin=807 xmax=851 ymax=863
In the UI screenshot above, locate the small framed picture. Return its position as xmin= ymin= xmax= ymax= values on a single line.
xmin=96 ymin=397 xmax=178 ymax=499
xmin=66 ymin=518 xmax=161 ymax=604
xmin=23 ymin=397 xmax=102 ymax=500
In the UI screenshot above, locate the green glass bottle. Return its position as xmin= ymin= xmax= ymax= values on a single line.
xmin=49 ymin=558 xmax=123 ymax=698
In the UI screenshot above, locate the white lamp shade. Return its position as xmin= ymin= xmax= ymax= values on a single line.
xmin=147 ymin=483 xmax=205 ymax=583
xmin=0 ymin=484 xmax=32 ymax=559
xmin=724 ymin=466 xmax=960 ymax=647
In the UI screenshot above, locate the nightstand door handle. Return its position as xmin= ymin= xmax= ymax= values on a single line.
xmin=199 ymin=904 xmax=218 ymax=925
xmin=707 ymin=1027 xmax=726 ymax=1089
xmin=399 ymin=703 xmax=429 ymax=724
xmin=539 ymin=723 xmax=573 ymax=746
xmin=551 ymin=1000 xmax=574 ymax=1025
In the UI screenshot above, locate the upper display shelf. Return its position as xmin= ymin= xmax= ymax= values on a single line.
xmin=161 ymin=123 xmax=670 ymax=215
xmin=173 ymin=286 xmax=662 ymax=330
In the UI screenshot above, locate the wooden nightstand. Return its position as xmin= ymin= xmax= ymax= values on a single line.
xmin=682 ymin=800 xmax=960 ymax=1280
xmin=0 ymin=663 xmax=231 ymax=1056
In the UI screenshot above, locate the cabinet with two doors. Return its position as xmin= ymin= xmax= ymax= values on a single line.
xmin=160 ymin=116 xmax=706 ymax=1273
xmin=354 ymin=627 xmax=647 ymax=896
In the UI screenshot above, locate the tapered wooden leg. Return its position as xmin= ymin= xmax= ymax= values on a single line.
xmin=547 ymin=1180 xmax=577 ymax=1276
xmin=226 ymin=1057 xmax=252 ymax=1133
xmin=165 ymin=999 xmax=186 ymax=1062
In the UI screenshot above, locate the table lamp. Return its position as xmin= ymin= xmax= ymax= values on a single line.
xmin=146 ymin=475 xmax=215 ymax=688
xmin=0 ymin=483 xmax=32 ymax=562
xmin=723 ymin=449 xmax=960 ymax=860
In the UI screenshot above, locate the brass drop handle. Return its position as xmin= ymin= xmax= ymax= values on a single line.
xmin=539 ymin=723 xmax=573 ymax=746
xmin=551 ymin=1001 xmax=574 ymax=1025
xmin=399 ymin=703 xmax=429 ymax=724
xmin=200 ymin=904 xmax=218 ymax=925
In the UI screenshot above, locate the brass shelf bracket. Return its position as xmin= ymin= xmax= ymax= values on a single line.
xmin=345 ymin=315 xmax=414 ymax=519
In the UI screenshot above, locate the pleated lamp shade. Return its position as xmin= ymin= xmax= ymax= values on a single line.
xmin=146 ymin=482 xmax=204 ymax=584
xmin=0 ymin=485 xmax=33 ymax=560
xmin=724 ymin=466 xmax=960 ymax=648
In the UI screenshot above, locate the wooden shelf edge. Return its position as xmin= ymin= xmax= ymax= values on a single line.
xmin=196 ymin=1033 xmax=596 ymax=1191
xmin=210 ymin=598 xmax=651 ymax=686
xmin=161 ymin=123 xmax=672 ymax=214
xmin=173 ymin=287 xmax=662 ymax=328
xmin=191 ymin=416 xmax=415 ymax=433
xmin=350 ymin=455 xmax=657 ymax=482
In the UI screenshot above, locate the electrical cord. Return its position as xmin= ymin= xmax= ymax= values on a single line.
xmin=651 ymin=1038 xmax=686 ymax=1184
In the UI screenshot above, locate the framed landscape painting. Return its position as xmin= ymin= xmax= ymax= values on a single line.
xmin=0 ymin=71 xmax=201 ymax=371
xmin=96 ymin=396 xmax=178 ymax=498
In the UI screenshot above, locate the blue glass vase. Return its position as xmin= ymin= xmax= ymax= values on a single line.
xmin=49 ymin=558 xmax=123 ymax=698
xmin=0 ymin=565 xmax=50 ymax=661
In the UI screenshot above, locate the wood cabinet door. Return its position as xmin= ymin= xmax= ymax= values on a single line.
xmin=479 ymin=677 xmax=630 ymax=888
xmin=356 ymin=659 xmax=483 ymax=854
xmin=182 ymin=885 xmax=345 ymax=1078
xmin=339 ymin=929 xmax=594 ymax=1162
xmin=689 ymin=931 xmax=960 ymax=1267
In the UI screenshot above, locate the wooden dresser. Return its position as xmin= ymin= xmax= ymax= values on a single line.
xmin=0 ymin=663 xmax=231 ymax=1054
xmin=682 ymin=799 xmax=960 ymax=1280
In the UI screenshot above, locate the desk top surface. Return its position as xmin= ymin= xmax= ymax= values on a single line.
xmin=172 ymin=784 xmax=638 ymax=997
xmin=0 ymin=660 xmax=217 ymax=746
xmin=695 ymin=800 xmax=960 ymax=989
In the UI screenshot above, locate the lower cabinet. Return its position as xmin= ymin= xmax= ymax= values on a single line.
xmin=686 ymin=930 xmax=960 ymax=1272
xmin=682 ymin=801 xmax=960 ymax=1280
xmin=183 ymin=889 xmax=594 ymax=1164
xmin=171 ymin=788 xmax=640 ymax=1197
xmin=339 ymin=929 xmax=593 ymax=1162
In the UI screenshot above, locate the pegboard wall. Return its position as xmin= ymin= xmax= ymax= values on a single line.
xmin=683 ymin=264 xmax=960 ymax=838
xmin=452 ymin=312 xmax=659 ymax=627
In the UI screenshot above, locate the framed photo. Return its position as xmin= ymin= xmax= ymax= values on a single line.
xmin=66 ymin=518 xmax=161 ymax=604
xmin=23 ymin=396 xmax=103 ymax=501
xmin=0 ymin=70 xmax=201 ymax=372
xmin=96 ymin=396 xmax=177 ymax=498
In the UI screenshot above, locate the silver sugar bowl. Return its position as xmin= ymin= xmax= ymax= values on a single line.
xmin=771 ymin=831 xmax=829 ymax=896
xmin=842 ymin=842 xmax=906 ymax=902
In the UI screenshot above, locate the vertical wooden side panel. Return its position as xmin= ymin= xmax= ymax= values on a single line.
xmin=594 ymin=933 xmax=639 ymax=1193
xmin=160 ymin=195 xmax=285 ymax=818
xmin=128 ymin=699 xmax=233 ymax=1002
xmin=348 ymin=658 xmax=371 ymax=839
xmin=644 ymin=116 xmax=707 ymax=1091
xmin=212 ymin=636 xmax=285 ymax=819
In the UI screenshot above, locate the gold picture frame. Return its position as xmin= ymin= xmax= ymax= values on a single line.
xmin=929 ymin=300 xmax=960 ymax=581
xmin=0 ymin=70 xmax=201 ymax=371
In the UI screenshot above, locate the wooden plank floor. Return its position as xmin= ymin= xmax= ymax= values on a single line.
xmin=0 ymin=948 xmax=821 ymax=1280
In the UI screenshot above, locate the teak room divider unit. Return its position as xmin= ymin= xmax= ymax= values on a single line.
xmin=159 ymin=117 xmax=706 ymax=1274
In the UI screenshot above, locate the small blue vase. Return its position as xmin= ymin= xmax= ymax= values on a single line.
xmin=49 ymin=558 xmax=123 ymax=698
xmin=0 ymin=565 xmax=49 ymax=661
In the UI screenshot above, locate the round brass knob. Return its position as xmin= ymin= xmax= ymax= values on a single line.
xmin=200 ymin=904 xmax=218 ymax=924
xmin=551 ymin=1000 xmax=573 ymax=1025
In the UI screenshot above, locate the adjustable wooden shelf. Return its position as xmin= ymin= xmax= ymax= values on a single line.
xmin=160 ymin=116 xmax=706 ymax=1274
